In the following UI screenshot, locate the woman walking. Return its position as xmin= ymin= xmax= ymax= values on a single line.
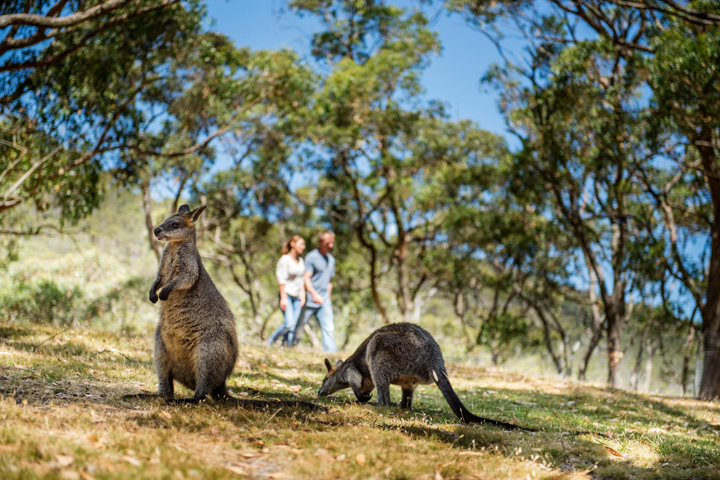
xmin=267 ymin=235 xmax=306 ymax=346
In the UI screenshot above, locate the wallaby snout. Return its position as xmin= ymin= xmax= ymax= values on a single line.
xmin=154 ymin=226 xmax=163 ymax=238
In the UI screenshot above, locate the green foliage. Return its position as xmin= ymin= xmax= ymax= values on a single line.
xmin=0 ymin=277 xmax=82 ymax=325
xmin=0 ymin=1 xmax=205 ymax=224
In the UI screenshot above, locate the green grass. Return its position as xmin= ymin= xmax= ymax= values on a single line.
xmin=0 ymin=322 xmax=718 ymax=480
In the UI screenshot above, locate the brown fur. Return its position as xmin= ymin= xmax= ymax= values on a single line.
xmin=126 ymin=205 xmax=322 ymax=412
xmin=318 ymin=323 xmax=534 ymax=430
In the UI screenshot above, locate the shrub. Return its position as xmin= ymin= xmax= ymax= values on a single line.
xmin=0 ymin=278 xmax=82 ymax=325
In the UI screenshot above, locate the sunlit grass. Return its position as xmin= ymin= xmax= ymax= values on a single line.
xmin=1 ymin=322 xmax=718 ymax=479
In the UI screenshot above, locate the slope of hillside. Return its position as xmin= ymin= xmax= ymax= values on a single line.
xmin=0 ymin=323 xmax=718 ymax=480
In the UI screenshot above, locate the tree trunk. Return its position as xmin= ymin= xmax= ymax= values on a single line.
xmin=639 ymin=332 xmax=660 ymax=394
xmin=698 ymin=125 xmax=720 ymax=400
xmin=630 ymin=329 xmax=647 ymax=391
xmin=397 ymin=234 xmax=413 ymax=323
xmin=682 ymin=323 xmax=696 ymax=396
xmin=304 ymin=324 xmax=320 ymax=348
xmin=413 ymin=289 xmax=424 ymax=322
xmin=141 ymin=180 xmax=162 ymax=262
xmin=606 ymin=295 xmax=625 ymax=388
xmin=548 ymin=308 xmax=570 ymax=377
xmin=578 ymin=266 xmax=605 ymax=381
xmin=578 ymin=324 xmax=604 ymax=381
xmin=530 ymin=299 xmax=563 ymax=374
xmin=170 ymin=173 xmax=189 ymax=216
xmin=491 ymin=348 xmax=500 ymax=367
xmin=454 ymin=289 xmax=474 ymax=351
xmin=257 ymin=306 xmax=279 ymax=341
xmin=356 ymin=228 xmax=389 ymax=324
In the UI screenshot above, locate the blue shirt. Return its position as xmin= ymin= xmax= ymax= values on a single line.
xmin=304 ymin=249 xmax=335 ymax=307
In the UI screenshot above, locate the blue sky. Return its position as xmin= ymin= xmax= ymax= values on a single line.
xmin=205 ymin=0 xmax=509 ymax=137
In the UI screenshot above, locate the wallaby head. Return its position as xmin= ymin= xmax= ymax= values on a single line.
xmin=154 ymin=204 xmax=206 ymax=242
xmin=318 ymin=358 xmax=347 ymax=396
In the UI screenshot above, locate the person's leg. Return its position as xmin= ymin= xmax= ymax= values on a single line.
xmin=267 ymin=322 xmax=287 ymax=345
xmin=290 ymin=306 xmax=317 ymax=347
xmin=268 ymin=296 xmax=297 ymax=345
xmin=285 ymin=296 xmax=302 ymax=345
xmin=316 ymin=302 xmax=337 ymax=352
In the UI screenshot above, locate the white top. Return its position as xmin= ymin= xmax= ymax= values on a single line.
xmin=276 ymin=254 xmax=305 ymax=297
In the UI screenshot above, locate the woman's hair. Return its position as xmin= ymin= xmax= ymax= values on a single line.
xmin=282 ymin=235 xmax=304 ymax=255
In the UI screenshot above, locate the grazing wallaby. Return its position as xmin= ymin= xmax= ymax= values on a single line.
xmin=318 ymin=322 xmax=534 ymax=430
xmin=125 ymin=205 xmax=321 ymax=411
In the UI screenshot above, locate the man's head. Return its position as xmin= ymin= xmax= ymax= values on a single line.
xmin=317 ymin=231 xmax=335 ymax=254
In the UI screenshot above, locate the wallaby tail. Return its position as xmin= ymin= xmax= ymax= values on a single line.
xmin=431 ymin=368 xmax=535 ymax=432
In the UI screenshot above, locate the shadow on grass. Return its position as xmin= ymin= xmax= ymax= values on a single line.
xmin=0 ymin=324 xmax=31 ymax=339
xmin=315 ymin=384 xmax=720 ymax=480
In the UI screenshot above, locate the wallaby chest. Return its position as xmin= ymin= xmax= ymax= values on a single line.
xmin=159 ymin=244 xmax=198 ymax=289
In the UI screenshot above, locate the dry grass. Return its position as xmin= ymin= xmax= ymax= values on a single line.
xmin=1 ymin=322 xmax=719 ymax=480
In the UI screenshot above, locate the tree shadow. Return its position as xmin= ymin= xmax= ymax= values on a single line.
xmin=0 ymin=324 xmax=31 ymax=339
xmin=321 ymin=384 xmax=720 ymax=479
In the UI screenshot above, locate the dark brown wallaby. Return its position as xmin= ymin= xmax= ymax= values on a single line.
xmin=318 ymin=322 xmax=535 ymax=431
xmin=124 ymin=205 xmax=322 ymax=412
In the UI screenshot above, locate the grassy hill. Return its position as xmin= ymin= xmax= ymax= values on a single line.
xmin=0 ymin=322 xmax=718 ymax=480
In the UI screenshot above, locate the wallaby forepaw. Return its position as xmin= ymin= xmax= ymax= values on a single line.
xmin=149 ymin=292 xmax=158 ymax=303
xmin=158 ymin=289 xmax=170 ymax=301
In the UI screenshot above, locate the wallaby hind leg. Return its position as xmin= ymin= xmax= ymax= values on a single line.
xmin=193 ymin=344 xmax=232 ymax=401
xmin=154 ymin=330 xmax=175 ymax=400
xmin=400 ymin=387 xmax=415 ymax=409
xmin=374 ymin=380 xmax=392 ymax=406
xmin=157 ymin=370 xmax=174 ymax=401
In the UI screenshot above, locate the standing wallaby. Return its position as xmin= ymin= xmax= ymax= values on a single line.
xmin=125 ymin=205 xmax=321 ymax=411
xmin=318 ymin=322 xmax=534 ymax=430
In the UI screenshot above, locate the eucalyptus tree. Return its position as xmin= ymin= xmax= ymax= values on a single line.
xmin=428 ymin=162 xmax=576 ymax=371
xmin=477 ymin=30 xmax=659 ymax=385
xmin=0 ymin=0 xmax=204 ymax=229
xmin=0 ymin=1 xmax=182 ymax=83
xmin=292 ymin=0 xmax=513 ymax=324
xmin=131 ymin=38 xmax=316 ymax=262
xmin=453 ymin=0 xmax=720 ymax=399
xmin=184 ymin=50 xmax=317 ymax=334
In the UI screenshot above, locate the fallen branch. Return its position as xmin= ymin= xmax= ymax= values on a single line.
xmin=30 ymin=328 xmax=71 ymax=351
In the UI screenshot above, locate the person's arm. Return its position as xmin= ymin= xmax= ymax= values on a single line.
xmin=277 ymin=257 xmax=289 ymax=311
xmin=279 ymin=283 xmax=288 ymax=311
xmin=305 ymin=270 xmax=323 ymax=305
xmin=327 ymin=257 xmax=334 ymax=301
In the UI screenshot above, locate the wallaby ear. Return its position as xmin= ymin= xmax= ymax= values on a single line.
xmin=324 ymin=358 xmax=333 ymax=372
xmin=191 ymin=205 xmax=206 ymax=222
xmin=177 ymin=204 xmax=191 ymax=214
xmin=335 ymin=360 xmax=343 ymax=369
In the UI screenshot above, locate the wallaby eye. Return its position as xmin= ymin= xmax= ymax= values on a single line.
xmin=172 ymin=222 xmax=179 ymax=228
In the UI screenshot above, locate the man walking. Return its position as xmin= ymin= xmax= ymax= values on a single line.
xmin=290 ymin=231 xmax=337 ymax=352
